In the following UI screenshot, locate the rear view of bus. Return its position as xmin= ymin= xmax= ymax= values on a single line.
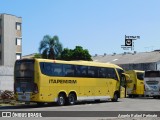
xmin=125 ymin=70 xmax=144 ymax=97
xmin=144 ymin=71 xmax=160 ymax=98
xmin=14 ymin=59 xmax=38 ymax=102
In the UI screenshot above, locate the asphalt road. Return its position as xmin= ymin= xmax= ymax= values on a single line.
xmin=0 ymin=97 xmax=160 ymax=120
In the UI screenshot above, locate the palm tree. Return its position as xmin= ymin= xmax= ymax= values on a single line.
xmin=39 ymin=35 xmax=63 ymax=59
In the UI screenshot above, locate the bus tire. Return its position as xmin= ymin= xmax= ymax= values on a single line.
xmin=111 ymin=93 xmax=118 ymax=102
xmin=57 ymin=93 xmax=66 ymax=106
xmin=67 ymin=93 xmax=76 ymax=105
xmin=153 ymin=96 xmax=157 ymax=99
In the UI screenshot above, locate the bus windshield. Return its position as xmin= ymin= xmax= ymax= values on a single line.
xmin=137 ymin=72 xmax=144 ymax=80
xmin=15 ymin=60 xmax=34 ymax=78
xmin=145 ymin=71 xmax=160 ymax=78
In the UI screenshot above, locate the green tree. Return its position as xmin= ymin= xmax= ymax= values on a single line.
xmin=32 ymin=53 xmax=41 ymax=58
xmin=61 ymin=48 xmax=73 ymax=61
xmin=60 ymin=46 xmax=92 ymax=61
xmin=72 ymin=46 xmax=92 ymax=61
xmin=39 ymin=35 xmax=63 ymax=59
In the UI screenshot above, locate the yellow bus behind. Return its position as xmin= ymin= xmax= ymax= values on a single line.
xmin=125 ymin=70 xmax=144 ymax=97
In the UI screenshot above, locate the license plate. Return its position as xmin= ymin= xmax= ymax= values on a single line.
xmin=18 ymin=93 xmax=30 ymax=101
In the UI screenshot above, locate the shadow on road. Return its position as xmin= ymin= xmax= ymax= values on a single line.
xmin=0 ymin=103 xmax=58 ymax=110
xmin=126 ymin=96 xmax=158 ymax=99
xmin=0 ymin=100 xmax=121 ymax=110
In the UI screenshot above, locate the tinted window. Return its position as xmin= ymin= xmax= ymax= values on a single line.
xmin=88 ymin=66 xmax=98 ymax=77
xmin=137 ymin=72 xmax=144 ymax=80
xmin=98 ymin=68 xmax=107 ymax=78
xmin=52 ymin=64 xmax=63 ymax=76
xmin=15 ymin=61 xmax=34 ymax=71
xmin=145 ymin=71 xmax=160 ymax=77
xmin=15 ymin=60 xmax=34 ymax=78
xmin=106 ymin=68 xmax=118 ymax=80
xmin=63 ymin=64 xmax=75 ymax=77
xmin=40 ymin=63 xmax=63 ymax=76
xmin=40 ymin=62 xmax=118 ymax=80
xmin=81 ymin=66 xmax=87 ymax=77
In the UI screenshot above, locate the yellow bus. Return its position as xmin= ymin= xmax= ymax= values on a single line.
xmin=125 ymin=70 xmax=144 ymax=97
xmin=14 ymin=59 xmax=127 ymax=106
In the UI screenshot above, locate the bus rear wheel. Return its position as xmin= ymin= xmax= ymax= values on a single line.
xmin=57 ymin=93 xmax=66 ymax=106
xmin=111 ymin=93 xmax=118 ymax=102
xmin=67 ymin=93 xmax=76 ymax=105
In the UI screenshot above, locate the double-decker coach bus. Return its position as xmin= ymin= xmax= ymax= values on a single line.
xmin=144 ymin=70 xmax=160 ymax=98
xmin=14 ymin=59 xmax=127 ymax=106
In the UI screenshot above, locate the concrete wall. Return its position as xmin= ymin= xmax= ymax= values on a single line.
xmin=0 ymin=66 xmax=14 ymax=91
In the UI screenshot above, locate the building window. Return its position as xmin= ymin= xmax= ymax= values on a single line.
xmin=16 ymin=22 xmax=21 ymax=30
xmin=16 ymin=38 xmax=22 ymax=46
xmin=16 ymin=53 xmax=21 ymax=60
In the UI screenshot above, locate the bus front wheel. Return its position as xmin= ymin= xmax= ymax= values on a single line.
xmin=57 ymin=93 xmax=66 ymax=106
xmin=67 ymin=93 xmax=76 ymax=105
xmin=111 ymin=93 xmax=118 ymax=102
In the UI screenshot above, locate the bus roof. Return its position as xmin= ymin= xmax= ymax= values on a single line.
xmin=33 ymin=59 xmax=123 ymax=69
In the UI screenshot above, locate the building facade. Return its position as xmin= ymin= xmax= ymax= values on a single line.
xmin=0 ymin=14 xmax=22 ymax=66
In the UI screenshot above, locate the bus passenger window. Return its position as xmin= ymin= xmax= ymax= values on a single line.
xmin=106 ymin=68 xmax=118 ymax=80
xmin=81 ymin=66 xmax=87 ymax=77
xmin=45 ymin=63 xmax=52 ymax=75
xmin=75 ymin=65 xmax=81 ymax=77
xmin=88 ymin=67 xmax=95 ymax=77
xmin=53 ymin=64 xmax=63 ymax=76
xmin=63 ymin=65 xmax=75 ymax=77
xmin=98 ymin=68 xmax=106 ymax=78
